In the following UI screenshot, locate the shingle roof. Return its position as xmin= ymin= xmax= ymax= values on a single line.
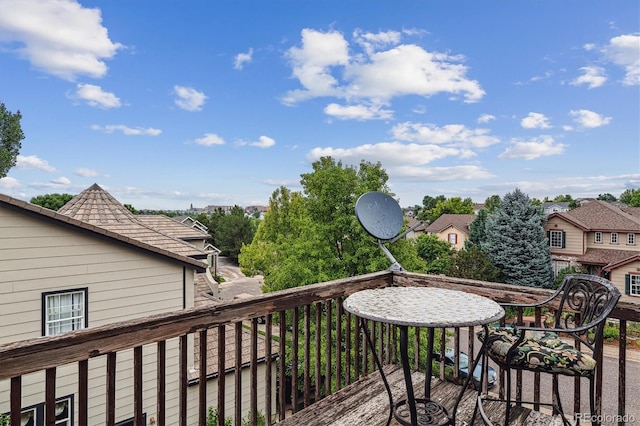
xmin=552 ymin=200 xmax=640 ymax=232
xmin=577 ymin=248 xmax=639 ymax=267
xmin=137 ymin=215 xmax=212 ymax=241
xmin=0 ymin=191 xmax=206 ymax=271
xmin=58 ymin=184 xmax=207 ymax=259
xmin=425 ymin=214 xmax=476 ymax=234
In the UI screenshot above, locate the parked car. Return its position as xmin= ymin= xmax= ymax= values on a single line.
xmin=432 ymin=349 xmax=497 ymax=390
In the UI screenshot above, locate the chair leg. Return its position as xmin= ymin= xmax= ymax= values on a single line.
xmin=504 ymin=368 xmax=512 ymax=426
xmin=589 ymin=376 xmax=598 ymax=426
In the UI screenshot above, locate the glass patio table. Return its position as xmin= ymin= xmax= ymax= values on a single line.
xmin=343 ymin=286 xmax=504 ymax=426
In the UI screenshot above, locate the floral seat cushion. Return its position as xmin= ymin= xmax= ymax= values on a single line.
xmin=478 ymin=327 xmax=596 ymax=377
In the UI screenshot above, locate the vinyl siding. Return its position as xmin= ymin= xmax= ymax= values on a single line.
xmin=609 ymin=261 xmax=640 ymax=297
xmin=0 ymin=204 xmax=199 ymax=422
xmin=546 ymin=216 xmax=584 ymax=255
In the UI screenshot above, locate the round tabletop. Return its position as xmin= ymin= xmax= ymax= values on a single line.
xmin=343 ymin=286 xmax=504 ymax=328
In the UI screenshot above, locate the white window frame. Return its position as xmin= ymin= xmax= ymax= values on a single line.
xmin=549 ymin=230 xmax=563 ymax=248
xmin=594 ymin=232 xmax=602 ymax=243
xmin=553 ymin=261 xmax=569 ymax=277
xmin=43 ymin=289 xmax=87 ymax=337
xmin=3 ymin=395 xmax=72 ymax=426
xmin=628 ymin=233 xmax=636 ymax=245
xmin=610 ymin=232 xmax=618 ymax=244
xmin=448 ymin=233 xmax=457 ymax=245
xmin=631 ymin=275 xmax=640 ymax=296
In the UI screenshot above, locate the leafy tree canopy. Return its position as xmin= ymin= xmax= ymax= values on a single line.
xmin=0 ymin=102 xmax=25 ymax=178
xmin=597 ymin=193 xmax=617 ymax=202
xmin=483 ymin=188 xmax=554 ymax=288
xmin=216 ymin=205 xmax=256 ymax=262
xmin=240 ymin=157 xmax=426 ymax=292
xmin=620 ymin=188 xmax=640 ymax=207
xmin=418 ymin=196 xmax=474 ymax=223
xmin=483 ymin=195 xmax=501 ymax=213
xmin=447 ymin=245 xmax=503 ymax=283
xmin=30 ymin=193 xmax=74 ymax=211
xmin=415 ymin=234 xmax=454 ymax=274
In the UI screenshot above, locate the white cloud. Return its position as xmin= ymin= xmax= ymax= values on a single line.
xmin=234 ymin=48 xmax=253 ymax=70
xmin=499 ymin=135 xmax=566 ymax=160
xmin=307 ymin=141 xmax=461 ymax=167
xmin=569 ymin=109 xmax=612 ymax=128
xmin=521 ymin=112 xmax=551 ymax=129
xmin=52 ymin=176 xmax=71 ymax=185
xmin=391 ymin=122 xmax=500 ymax=149
xmin=0 ymin=0 xmax=123 ymax=80
xmin=282 ymin=28 xmax=484 ymax=111
xmin=571 ymin=66 xmax=607 ymax=89
xmin=91 ymin=124 xmax=162 ymax=136
xmin=324 ymin=103 xmax=393 ymax=120
xmin=477 ymin=114 xmax=496 ymax=124
xmin=0 ymin=176 xmax=20 ymax=189
xmin=173 ymin=85 xmax=208 ymax=111
xmin=75 ymin=167 xmax=99 ymax=177
xmin=238 ymin=136 xmax=276 ymax=148
xmin=71 ymin=83 xmax=121 ymax=108
xmin=392 ymin=164 xmax=493 ymax=181
xmin=602 ymin=34 xmax=640 ymax=86
xmin=16 ymin=155 xmax=56 ymax=172
xmin=194 ymin=133 xmax=225 ymax=146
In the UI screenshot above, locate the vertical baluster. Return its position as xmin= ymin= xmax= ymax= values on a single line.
xmin=78 ymin=360 xmax=88 ymax=426
xmin=314 ymin=304 xmax=321 ymax=404
xmin=324 ymin=301 xmax=332 ymax=396
xmin=250 ymin=318 xmax=258 ymax=426
xmin=199 ymin=330 xmax=207 ymax=426
xmin=107 ymin=353 xmax=117 ymax=426
xmin=134 ymin=346 xmax=143 ymax=426
xmin=265 ymin=314 xmax=273 ymax=426
xmin=414 ymin=327 xmax=420 ymax=372
xmin=235 ymin=322 xmax=243 ymax=426
xmin=304 ymin=305 xmax=311 ymax=408
xmin=345 ymin=310 xmax=352 ymax=385
xmin=45 ymin=368 xmax=56 ymax=426
xmin=291 ymin=308 xmax=299 ymax=413
xmin=533 ymin=307 xmax=541 ymax=411
xmin=179 ymin=336 xmax=188 ymax=426
xmin=157 ymin=340 xmax=166 ymax=426
xmin=10 ymin=376 xmax=21 ymax=426
xmin=278 ymin=312 xmax=286 ymax=421
xmin=217 ymin=325 xmax=226 ymax=426
xmin=618 ymin=320 xmax=627 ymax=424
xmin=336 ymin=298 xmax=342 ymax=391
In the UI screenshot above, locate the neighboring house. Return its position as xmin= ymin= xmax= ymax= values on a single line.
xmin=543 ymin=202 xmax=570 ymax=216
xmin=405 ymin=217 xmax=427 ymax=239
xmin=545 ymin=200 xmax=640 ymax=297
xmin=424 ymin=214 xmax=476 ymax=251
xmin=0 ymin=185 xmax=274 ymax=425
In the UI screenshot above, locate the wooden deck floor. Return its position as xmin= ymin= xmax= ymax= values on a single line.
xmin=277 ymin=366 xmax=564 ymax=426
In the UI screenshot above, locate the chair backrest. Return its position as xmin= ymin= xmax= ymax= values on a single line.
xmin=547 ymin=274 xmax=621 ymax=352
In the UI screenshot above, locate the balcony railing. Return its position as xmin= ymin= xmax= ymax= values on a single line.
xmin=1 ymin=271 xmax=638 ymax=426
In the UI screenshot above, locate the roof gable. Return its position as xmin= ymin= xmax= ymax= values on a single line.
xmin=0 ymin=191 xmax=206 ymax=271
xmin=552 ymin=200 xmax=640 ymax=232
xmin=58 ymin=184 xmax=207 ymax=259
xmin=425 ymin=214 xmax=476 ymax=234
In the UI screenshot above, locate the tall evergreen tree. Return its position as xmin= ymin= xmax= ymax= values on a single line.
xmin=465 ymin=208 xmax=488 ymax=249
xmin=483 ymin=188 xmax=553 ymax=288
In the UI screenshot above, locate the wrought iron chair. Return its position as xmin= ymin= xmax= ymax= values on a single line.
xmin=477 ymin=274 xmax=621 ymax=425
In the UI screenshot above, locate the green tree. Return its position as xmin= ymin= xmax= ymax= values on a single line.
xmin=415 ymin=234 xmax=454 ymax=274
xmin=483 ymin=188 xmax=553 ymax=288
xmin=419 ymin=196 xmax=473 ymax=223
xmin=30 ymin=193 xmax=74 ymax=211
xmin=620 ymin=188 xmax=640 ymax=207
xmin=240 ymin=157 xmax=423 ymax=292
xmin=465 ymin=209 xmax=488 ymax=249
xmin=483 ymin=194 xmax=501 ymax=213
xmin=417 ymin=195 xmax=446 ymax=221
xmin=216 ymin=205 xmax=256 ymax=262
xmin=0 ymin=102 xmax=25 ymax=178
xmin=447 ymin=245 xmax=503 ymax=282
xmin=123 ymin=203 xmax=138 ymax=214
xmin=597 ymin=193 xmax=617 ymax=202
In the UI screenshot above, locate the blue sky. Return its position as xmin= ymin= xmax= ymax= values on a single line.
xmin=0 ymin=1 xmax=638 ymax=210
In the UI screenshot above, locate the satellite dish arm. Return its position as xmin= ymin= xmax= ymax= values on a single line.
xmin=378 ymin=240 xmax=405 ymax=272
xmin=389 ymin=220 xmax=424 ymax=244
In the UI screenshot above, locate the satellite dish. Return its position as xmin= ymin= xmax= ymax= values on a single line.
xmin=355 ymin=191 xmax=404 ymax=241
xmin=355 ymin=191 xmax=405 ymax=271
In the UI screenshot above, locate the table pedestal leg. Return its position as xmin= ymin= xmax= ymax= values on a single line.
xmin=360 ymin=319 xmax=394 ymax=426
